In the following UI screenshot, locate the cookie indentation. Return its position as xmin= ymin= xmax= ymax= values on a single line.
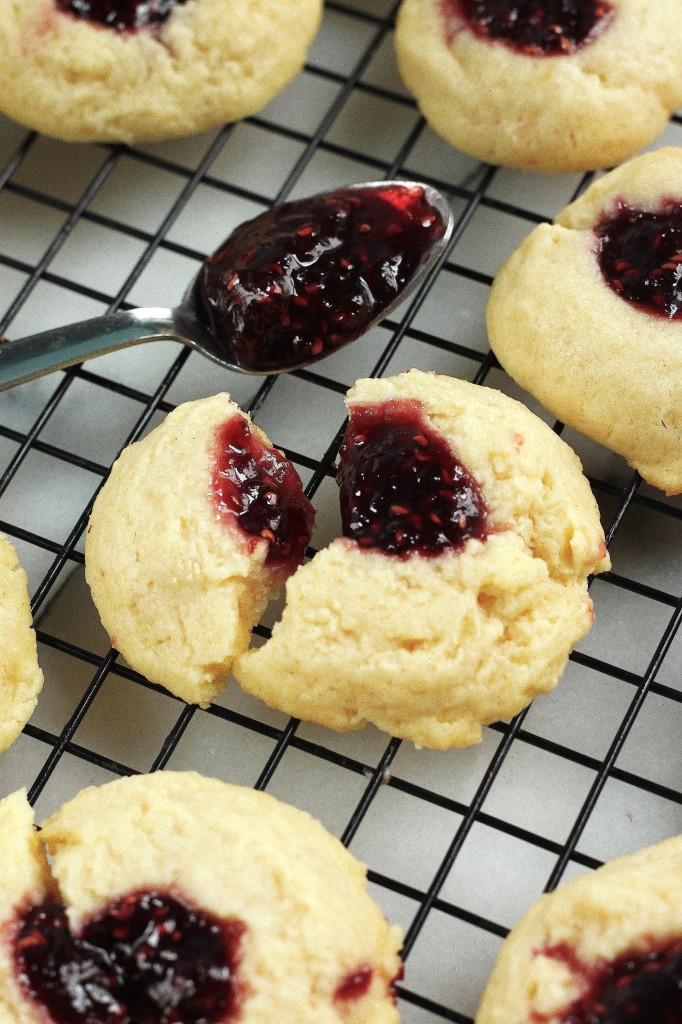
xmin=54 ymin=0 xmax=187 ymax=32
xmin=194 ymin=185 xmax=447 ymax=372
xmin=541 ymin=940 xmax=682 ymax=1024
xmin=445 ymin=0 xmax=613 ymax=54
xmin=337 ymin=398 xmax=488 ymax=557
xmin=596 ymin=200 xmax=682 ymax=318
xmin=212 ymin=416 xmax=315 ymax=574
xmin=15 ymin=890 xmax=246 ymax=1024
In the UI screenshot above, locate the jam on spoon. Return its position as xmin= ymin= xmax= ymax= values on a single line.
xmin=211 ymin=415 xmax=315 ymax=578
xmin=595 ymin=199 xmax=682 ymax=318
xmin=55 ymin=0 xmax=187 ymax=32
xmin=443 ymin=0 xmax=614 ymax=55
xmin=193 ymin=183 xmax=449 ymax=373
xmin=0 ymin=181 xmax=453 ymax=391
xmin=14 ymin=890 xmax=246 ymax=1024
xmin=539 ymin=939 xmax=682 ymax=1024
xmin=337 ymin=398 xmax=488 ymax=557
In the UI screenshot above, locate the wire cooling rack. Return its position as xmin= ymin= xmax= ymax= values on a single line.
xmin=1 ymin=2 xmax=681 ymax=1020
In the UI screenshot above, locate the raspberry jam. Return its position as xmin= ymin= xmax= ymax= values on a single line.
xmin=539 ymin=940 xmax=682 ymax=1024
xmin=212 ymin=415 xmax=315 ymax=574
xmin=444 ymin=0 xmax=613 ymax=55
xmin=337 ymin=399 xmax=488 ymax=557
xmin=55 ymin=0 xmax=186 ymax=32
xmin=193 ymin=184 xmax=448 ymax=373
xmin=335 ymin=965 xmax=374 ymax=1002
xmin=14 ymin=891 xmax=246 ymax=1024
xmin=595 ymin=201 xmax=682 ymax=319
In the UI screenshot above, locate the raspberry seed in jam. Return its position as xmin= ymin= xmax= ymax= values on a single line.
xmin=595 ymin=199 xmax=682 ymax=318
xmin=14 ymin=890 xmax=246 ymax=1024
xmin=212 ymin=415 xmax=315 ymax=575
xmin=55 ymin=0 xmax=187 ymax=32
xmin=337 ymin=399 xmax=488 ymax=557
xmin=193 ymin=184 xmax=449 ymax=373
xmin=444 ymin=0 xmax=614 ymax=55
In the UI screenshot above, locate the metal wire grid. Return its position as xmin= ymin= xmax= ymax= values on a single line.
xmin=1 ymin=1 xmax=681 ymax=1020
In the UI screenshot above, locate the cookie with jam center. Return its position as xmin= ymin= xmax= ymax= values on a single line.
xmin=0 ymin=0 xmax=323 ymax=142
xmin=0 ymin=533 xmax=43 ymax=754
xmin=234 ymin=370 xmax=610 ymax=750
xmin=475 ymin=833 xmax=682 ymax=1024
xmin=85 ymin=393 xmax=315 ymax=706
xmin=0 ymin=773 xmax=403 ymax=1024
xmin=394 ymin=0 xmax=682 ymax=172
xmin=487 ymin=147 xmax=682 ymax=495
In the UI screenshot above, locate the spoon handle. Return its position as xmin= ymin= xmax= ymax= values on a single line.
xmin=0 ymin=309 xmax=179 ymax=391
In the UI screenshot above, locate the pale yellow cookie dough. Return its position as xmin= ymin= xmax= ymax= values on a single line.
xmin=0 ymin=772 xmax=403 ymax=1024
xmin=487 ymin=147 xmax=682 ymax=495
xmin=0 ymin=0 xmax=323 ymax=143
xmin=0 ymin=534 xmax=43 ymax=754
xmin=85 ymin=393 xmax=310 ymax=706
xmin=0 ymin=789 xmax=57 ymax=1024
xmin=475 ymin=833 xmax=682 ymax=1024
xmin=394 ymin=0 xmax=682 ymax=172
xmin=234 ymin=370 xmax=610 ymax=750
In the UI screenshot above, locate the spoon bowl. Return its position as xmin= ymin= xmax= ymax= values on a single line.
xmin=0 ymin=181 xmax=454 ymax=391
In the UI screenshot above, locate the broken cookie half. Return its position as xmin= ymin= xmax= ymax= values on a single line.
xmin=85 ymin=393 xmax=315 ymax=707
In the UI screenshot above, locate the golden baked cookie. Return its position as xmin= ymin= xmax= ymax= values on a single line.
xmin=475 ymin=833 xmax=682 ymax=1024
xmin=234 ymin=370 xmax=610 ymax=750
xmin=85 ymin=393 xmax=315 ymax=706
xmin=0 ymin=533 xmax=43 ymax=754
xmin=487 ymin=147 xmax=682 ymax=495
xmin=394 ymin=0 xmax=682 ymax=172
xmin=0 ymin=0 xmax=323 ymax=143
xmin=0 ymin=772 xmax=403 ymax=1024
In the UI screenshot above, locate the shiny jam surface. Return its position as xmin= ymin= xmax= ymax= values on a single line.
xmin=193 ymin=184 xmax=447 ymax=373
xmin=540 ymin=940 xmax=682 ymax=1024
xmin=14 ymin=891 xmax=246 ymax=1024
xmin=55 ymin=0 xmax=186 ymax=31
xmin=212 ymin=415 xmax=315 ymax=573
xmin=443 ymin=0 xmax=613 ymax=55
xmin=595 ymin=200 xmax=682 ymax=319
xmin=337 ymin=399 xmax=488 ymax=557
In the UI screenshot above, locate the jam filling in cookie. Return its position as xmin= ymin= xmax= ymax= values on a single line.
xmin=14 ymin=890 xmax=246 ymax=1024
xmin=541 ymin=940 xmax=682 ymax=1024
xmin=443 ymin=0 xmax=613 ymax=55
xmin=55 ymin=0 xmax=187 ymax=32
xmin=194 ymin=184 xmax=447 ymax=373
xmin=334 ymin=965 xmax=374 ymax=1002
xmin=595 ymin=200 xmax=682 ymax=319
xmin=337 ymin=399 xmax=488 ymax=557
xmin=212 ymin=415 xmax=315 ymax=573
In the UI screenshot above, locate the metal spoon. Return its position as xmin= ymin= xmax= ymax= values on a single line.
xmin=0 ymin=180 xmax=454 ymax=391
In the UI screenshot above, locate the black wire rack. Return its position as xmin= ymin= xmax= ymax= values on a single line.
xmin=1 ymin=2 xmax=682 ymax=1020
